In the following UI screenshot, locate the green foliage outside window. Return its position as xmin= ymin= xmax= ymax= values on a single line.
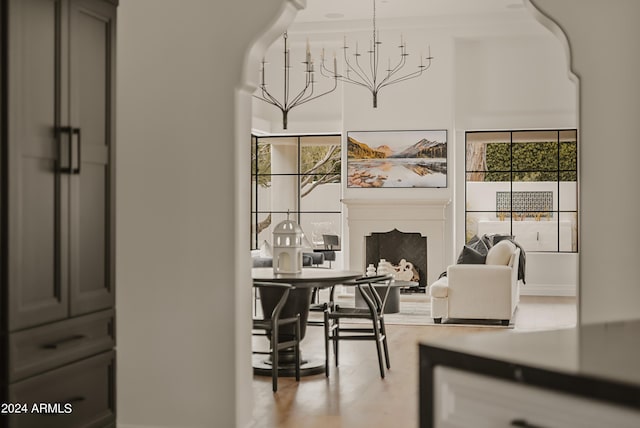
xmin=484 ymin=141 xmax=577 ymax=181
xmin=251 ymin=142 xmax=271 ymax=187
xmin=300 ymin=145 xmax=341 ymax=181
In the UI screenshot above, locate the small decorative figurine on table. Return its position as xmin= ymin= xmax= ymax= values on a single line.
xmin=272 ymin=211 xmax=304 ymax=274
xmin=366 ymin=264 xmax=377 ymax=277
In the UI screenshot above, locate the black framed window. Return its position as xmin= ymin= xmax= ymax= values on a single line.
xmin=251 ymin=134 xmax=342 ymax=249
xmin=465 ymin=129 xmax=578 ymax=252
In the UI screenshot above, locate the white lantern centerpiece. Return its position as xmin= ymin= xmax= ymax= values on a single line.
xmin=272 ymin=213 xmax=304 ymax=274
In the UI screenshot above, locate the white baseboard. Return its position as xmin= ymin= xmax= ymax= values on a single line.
xmin=520 ymin=283 xmax=576 ymax=296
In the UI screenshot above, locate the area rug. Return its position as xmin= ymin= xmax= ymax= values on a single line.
xmin=319 ymin=296 xmax=515 ymax=328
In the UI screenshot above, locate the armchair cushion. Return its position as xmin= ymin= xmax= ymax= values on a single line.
xmin=429 ymin=277 xmax=449 ymax=298
xmin=486 ymin=240 xmax=516 ymax=266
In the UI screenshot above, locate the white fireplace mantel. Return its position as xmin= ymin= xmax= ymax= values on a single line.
xmin=342 ymin=198 xmax=451 ymax=286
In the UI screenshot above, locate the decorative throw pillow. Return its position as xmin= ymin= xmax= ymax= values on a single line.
xmin=456 ymin=245 xmax=487 ymax=264
xmin=480 ymin=234 xmax=494 ymax=250
xmin=465 ymin=235 xmax=490 ymax=255
xmin=491 ymin=234 xmax=515 ymax=246
xmin=486 ymin=239 xmax=516 ymax=265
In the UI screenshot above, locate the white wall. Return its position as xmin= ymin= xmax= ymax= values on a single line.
xmin=116 ymin=0 xmax=292 ymax=427
xmin=455 ymin=36 xmax=576 ymax=130
xmin=531 ymin=0 xmax=640 ymax=324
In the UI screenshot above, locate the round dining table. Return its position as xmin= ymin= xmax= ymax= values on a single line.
xmin=252 ymin=267 xmax=362 ymax=376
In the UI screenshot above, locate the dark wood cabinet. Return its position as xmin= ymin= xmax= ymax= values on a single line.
xmin=6 ymin=0 xmax=116 ymax=331
xmin=8 ymin=351 xmax=116 ymax=428
xmin=2 ymin=0 xmax=117 ymax=426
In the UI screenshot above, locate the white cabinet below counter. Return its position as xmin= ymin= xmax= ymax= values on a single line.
xmin=434 ymin=366 xmax=640 ymax=428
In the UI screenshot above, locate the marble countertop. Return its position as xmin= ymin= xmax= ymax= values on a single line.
xmin=419 ymin=319 xmax=640 ymax=409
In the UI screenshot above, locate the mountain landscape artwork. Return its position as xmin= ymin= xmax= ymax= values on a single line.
xmin=347 ymin=130 xmax=447 ymax=188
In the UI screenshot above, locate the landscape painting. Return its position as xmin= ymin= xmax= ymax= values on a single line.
xmin=347 ymin=130 xmax=447 ymax=188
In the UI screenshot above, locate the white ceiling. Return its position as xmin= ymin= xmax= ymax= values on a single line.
xmin=287 ymin=0 xmax=543 ymax=39
xmin=294 ymin=0 xmax=526 ymax=23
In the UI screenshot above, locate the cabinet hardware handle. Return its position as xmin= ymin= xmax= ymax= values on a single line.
xmin=42 ymin=334 xmax=86 ymax=349
xmin=58 ymin=126 xmax=73 ymax=174
xmin=72 ymin=127 xmax=82 ymax=174
xmin=511 ymin=418 xmax=548 ymax=428
xmin=64 ymin=396 xmax=86 ymax=405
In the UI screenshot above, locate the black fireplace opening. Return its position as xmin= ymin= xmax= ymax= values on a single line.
xmin=365 ymin=229 xmax=427 ymax=293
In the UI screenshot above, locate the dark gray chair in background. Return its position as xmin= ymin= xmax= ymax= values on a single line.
xmin=319 ymin=234 xmax=340 ymax=267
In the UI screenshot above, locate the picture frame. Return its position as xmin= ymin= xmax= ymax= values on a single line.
xmin=347 ymin=129 xmax=448 ymax=188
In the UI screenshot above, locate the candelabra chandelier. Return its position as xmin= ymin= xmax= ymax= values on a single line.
xmin=255 ymin=32 xmax=338 ymax=129
xmin=320 ymin=0 xmax=433 ymax=108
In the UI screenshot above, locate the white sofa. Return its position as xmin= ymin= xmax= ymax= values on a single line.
xmin=429 ymin=240 xmax=521 ymax=325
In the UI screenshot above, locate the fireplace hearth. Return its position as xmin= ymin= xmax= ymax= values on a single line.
xmin=365 ymin=229 xmax=428 ymax=293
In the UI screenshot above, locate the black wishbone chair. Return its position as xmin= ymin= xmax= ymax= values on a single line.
xmin=252 ymin=282 xmax=301 ymax=392
xmin=307 ymin=286 xmax=335 ymax=377
xmin=325 ymin=275 xmax=394 ymax=378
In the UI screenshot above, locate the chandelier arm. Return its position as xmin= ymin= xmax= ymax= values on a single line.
xmin=336 ymin=76 xmax=371 ymax=89
xmin=294 ymin=77 xmax=338 ymax=107
xmin=283 ymin=57 xmax=291 ymax=109
xmin=369 ymin=49 xmax=378 ymax=88
xmin=353 ymin=52 xmax=375 ymax=88
xmin=287 ymin=72 xmax=314 ymax=107
xmin=290 ymin=82 xmax=316 ymax=108
xmin=319 ymin=61 xmax=336 ymax=78
xmin=384 ymin=47 xmax=409 ymax=80
xmin=377 ymin=65 xmax=430 ymax=90
xmin=263 ymin=86 xmax=286 ymax=110
xmin=255 ymin=86 xmax=285 ymax=110
xmin=370 ymin=0 xmax=380 ymax=87
xmin=382 ymin=58 xmax=432 ymax=87
xmin=342 ymin=46 xmax=372 ymax=87
xmin=375 ymin=49 xmax=410 ymax=89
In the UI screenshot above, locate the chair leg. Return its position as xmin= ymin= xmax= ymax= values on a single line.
xmin=271 ymin=324 xmax=279 ymax=392
xmin=372 ymin=316 xmax=385 ymax=378
xmin=334 ymin=318 xmax=340 ymax=367
xmin=295 ymin=316 xmax=301 ymax=382
xmin=379 ymin=317 xmax=390 ymax=369
xmin=323 ymin=310 xmax=330 ymax=377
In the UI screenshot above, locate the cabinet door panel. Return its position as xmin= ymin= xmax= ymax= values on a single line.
xmin=69 ymin=0 xmax=115 ymax=315
xmin=8 ymin=0 xmax=69 ymax=330
xmin=78 ymin=163 xmax=106 ymax=294
xmin=8 ymin=351 xmax=116 ymax=428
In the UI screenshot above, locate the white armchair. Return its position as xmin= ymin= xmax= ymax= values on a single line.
xmin=429 ymin=240 xmax=520 ymax=325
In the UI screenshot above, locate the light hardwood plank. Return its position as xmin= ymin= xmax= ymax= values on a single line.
xmin=250 ymin=296 xmax=576 ymax=428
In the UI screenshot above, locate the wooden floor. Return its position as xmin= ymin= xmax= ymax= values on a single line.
xmin=249 ymin=296 xmax=576 ymax=428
